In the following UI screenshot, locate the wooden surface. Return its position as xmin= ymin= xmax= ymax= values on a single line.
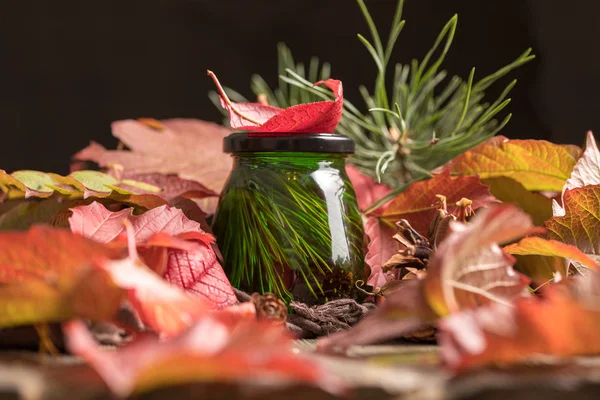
xmin=2 ymin=342 xmax=600 ymax=399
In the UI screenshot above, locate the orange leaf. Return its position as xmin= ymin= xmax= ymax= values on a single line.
xmin=504 ymin=236 xmax=598 ymax=270
xmin=376 ymin=170 xmax=498 ymax=235
xmin=545 ymin=186 xmax=600 ymax=271
xmin=439 ymin=275 xmax=600 ymax=372
xmin=65 ymin=315 xmax=345 ymax=398
xmin=441 ymin=136 xmax=582 ymax=192
xmin=0 ymin=226 xmax=125 ymax=327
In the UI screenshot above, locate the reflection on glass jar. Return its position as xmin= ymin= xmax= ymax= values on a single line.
xmin=212 ymin=133 xmax=364 ymax=305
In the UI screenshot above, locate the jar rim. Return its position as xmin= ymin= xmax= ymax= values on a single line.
xmin=223 ymin=132 xmax=355 ymax=154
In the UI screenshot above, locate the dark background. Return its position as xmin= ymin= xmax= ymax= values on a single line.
xmin=1 ymin=0 xmax=598 ymax=173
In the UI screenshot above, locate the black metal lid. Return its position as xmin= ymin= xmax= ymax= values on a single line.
xmin=223 ymin=132 xmax=355 ymax=154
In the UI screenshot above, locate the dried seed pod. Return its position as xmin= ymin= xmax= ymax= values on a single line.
xmin=251 ymin=293 xmax=288 ymax=323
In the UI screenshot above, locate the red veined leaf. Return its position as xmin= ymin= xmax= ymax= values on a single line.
xmin=209 ymin=70 xmax=343 ymax=134
xmin=69 ymin=202 xmax=237 ymax=309
xmin=439 ymin=136 xmax=582 ymax=192
xmin=424 ymin=205 xmax=538 ymax=316
xmin=438 ymin=273 xmax=600 ymax=372
xmin=375 ymin=170 xmax=498 ymax=236
xmin=364 ymin=216 xmax=397 ymax=289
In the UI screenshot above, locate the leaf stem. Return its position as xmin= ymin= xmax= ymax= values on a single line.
xmin=207 ymin=70 xmax=264 ymax=126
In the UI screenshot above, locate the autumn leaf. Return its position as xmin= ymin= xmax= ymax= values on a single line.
xmin=424 ymin=205 xmax=537 ymax=316
xmin=563 ymin=131 xmax=600 ymax=191
xmin=440 ymin=136 xmax=582 ymax=192
xmin=482 ymin=177 xmax=553 ymax=226
xmin=73 ymin=119 xmax=232 ymax=214
xmin=364 ymin=217 xmax=397 ymax=289
xmin=553 ymin=131 xmax=600 ymax=217
xmin=0 ymin=226 xmax=125 ymax=327
xmin=65 ymin=316 xmax=345 ymax=398
xmin=545 ymin=185 xmax=600 ymax=271
xmin=69 ymin=202 xmax=237 ymax=309
xmin=319 ymin=205 xmax=536 ymax=350
xmin=375 ymin=170 xmax=498 ymax=236
xmin=438 ymin=273 xmax=600 ymax=372
xmin=504 ymin=236 xmax=598 ymax=271
xmin=346 ymin=164 xmax=392 ymax=212
xmin=0 ymin=169 xmax=164 ymax=205
xmin=209 ymin=70 xmax=343 ymax=133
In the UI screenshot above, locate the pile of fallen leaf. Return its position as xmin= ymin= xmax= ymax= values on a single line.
xmin=1 ymin=69 xmax=600 ymax=398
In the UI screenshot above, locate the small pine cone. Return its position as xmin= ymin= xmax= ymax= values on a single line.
xmin=251 ymin=293 xmax=288 ymax=323
xmin=403 ymin=326 xmax=437 ymax=343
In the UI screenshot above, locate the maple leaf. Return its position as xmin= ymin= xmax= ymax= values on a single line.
xmin=64 ymin=316 xmax=345 ymax=398
xmin=375 ymin=170 xmax=498 ymax=236
xmin=209 ymin=70 xmax=343 ymax=133
xmin=438 ymin=272 xmax=600 ymax=372
xmin=345 ymin=164 xmax=392 ymax=212
xmin=69 ymin=202 xmax=237 ymax=309
xmin=0 ymin=226 xmax=125 ymax=327
xmin=73 ymin=119 xmax=232 ymax=214
xmin=319 ymin=205 xmax=536 ymax=350
xmin=440 ymin=136 xmax=582 ymax=192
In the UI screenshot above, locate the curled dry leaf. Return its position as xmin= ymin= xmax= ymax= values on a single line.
xmin=319 ymin=205 xmax=536 ymax=351
xmin=439 ymin=272 xmax=600 ymax=372
xmin=209 ymin=70 xmax=344 ymax=133
xmin=65 ymin=316 xmax=345 ymax=398
xmin=69 ymin=202 xmax=237 ymax=309
xmin=439 ymin=136 xmax=582 ymax=192
xmin=73 ymin=119 xmax=232 ymax=214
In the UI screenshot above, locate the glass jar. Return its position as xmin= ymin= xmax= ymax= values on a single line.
xmin=212 ymin=132 xmax=364 ymax=305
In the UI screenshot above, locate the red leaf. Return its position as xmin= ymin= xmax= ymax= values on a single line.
xmin=209 ymin=70 xmax=343 ymax=133
xmin=345 ymin=165 xmax=392 ymax=212
xmin=438 ymin=273 xmax=600 ymax=372
xmin=376 ymin=170 xmax=498 ymax=236
xmin=98 ymin=256 xmax=211 ymax=337
xmin=65 ymin=316 xmax=345 ymax=397
xmin=69 ymin=202 xmax=237 ymax=309
xmin=364 ymin=216 xmax=397 ymax=289
xmin=73 ymin=119 xmax=232 ymax=214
